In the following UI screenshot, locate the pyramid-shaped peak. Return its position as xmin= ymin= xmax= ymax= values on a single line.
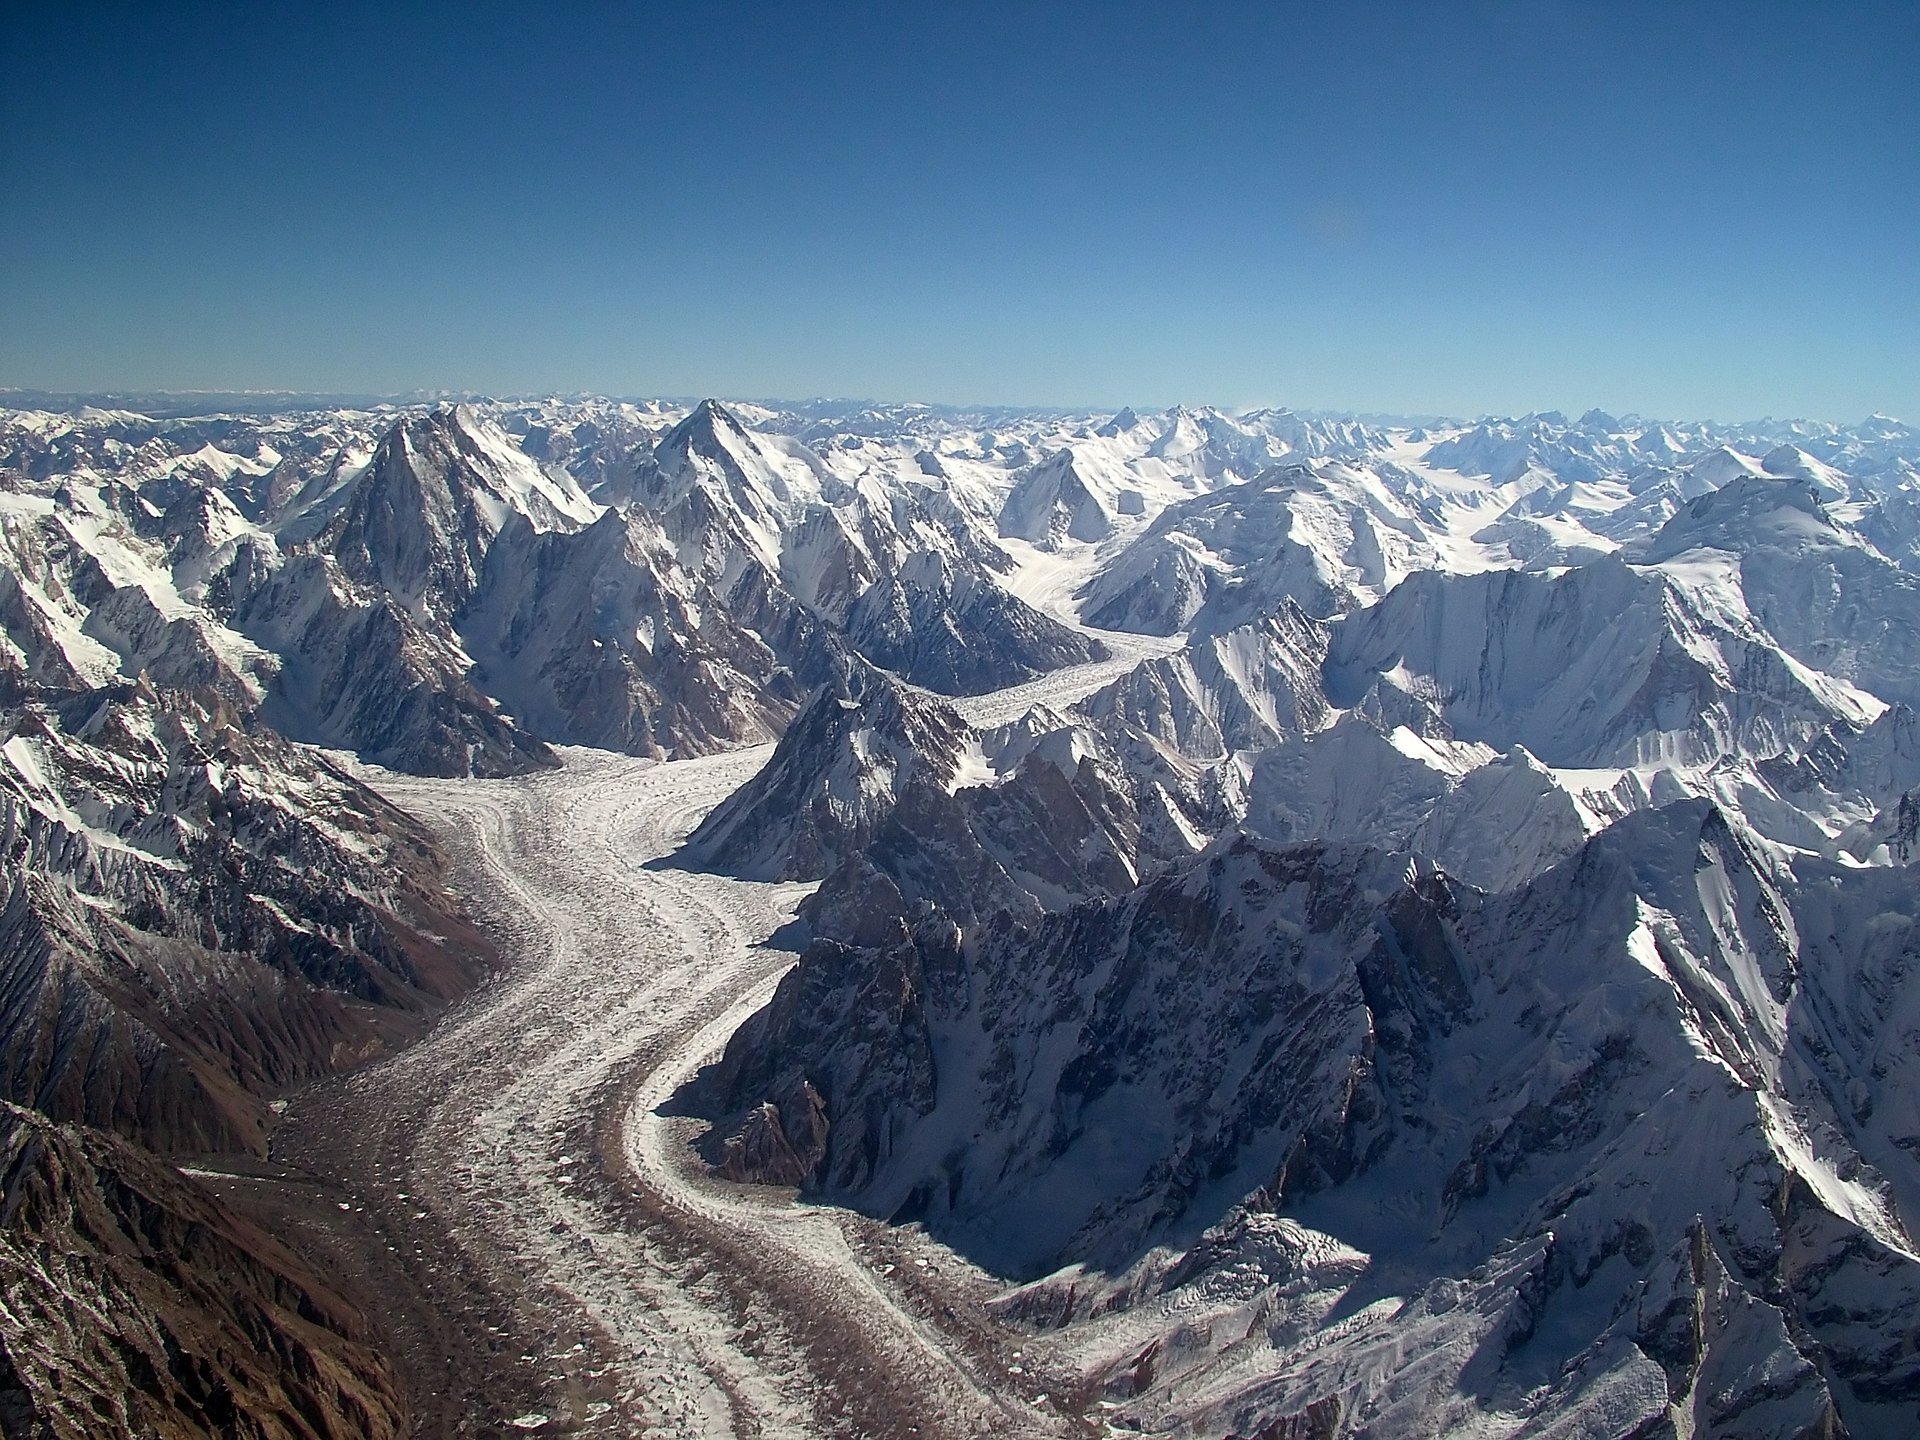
xmin=387 ymin=402 xmax=499 ymax=455
xmin=664 ymin=398 xmax=755 ymax=452
xmin=692 ymin=397 xmax=748 ymax=429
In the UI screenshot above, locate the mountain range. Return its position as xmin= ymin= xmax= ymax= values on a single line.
xmin=4 ymin=391 xmax=1920 ymax=1437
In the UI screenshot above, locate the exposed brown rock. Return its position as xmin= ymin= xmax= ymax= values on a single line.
xmin=0 ymin=1101 xmax=404 ymax=1440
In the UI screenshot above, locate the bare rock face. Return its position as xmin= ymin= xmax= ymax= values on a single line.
xmin=0 ymin=1101 xmax=405 ymax=1440
xmin=714 ymin=806 xmax=1920 ymax=1436
xmin=0 ymin=684 xmax=493 ymax=1154
xmin=716 ymin=1081 xmax=830 ymax=1187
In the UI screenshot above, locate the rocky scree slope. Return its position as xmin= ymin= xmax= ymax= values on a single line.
xmin=0 ymin=1100 xmax=406 ymax=1440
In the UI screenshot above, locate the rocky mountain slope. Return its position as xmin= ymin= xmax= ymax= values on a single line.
xmin=678 ymin=403 xmax=1920 ymax=1436
xmin=715 ymin=804 xmax=1920 ymax=1437
xmin=10 ymin=391 xmax=1920 ymax=1438
xmin=0 ymin=1101 xmax=406 ymax=1439
xmin=0 ymin=681 xmax=490 ymax=1155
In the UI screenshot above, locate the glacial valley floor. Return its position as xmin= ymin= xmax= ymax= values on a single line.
xmin=208 ymin=645 xmax=1166 ymax=1438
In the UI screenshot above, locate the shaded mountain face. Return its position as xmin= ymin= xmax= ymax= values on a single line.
xmin=460 ymin=506 xmax=816 ymax=758
xmin=842 ymin=548 xmax=1106 ymax=695
xmin=682 ymin=658 xmax=976 ymax=882
xmin=999 ymin=449 xmax=1126 ymax=547
xmin=0 ymin=1101 xmax=405 ymax=1440
xmin=318 ymin=404 xmax=602 ymax=620
xmin=795 ymin=703 xmax=1235 ymax=948
xmin=712 ymin=806 xmax=1920 ymax=1437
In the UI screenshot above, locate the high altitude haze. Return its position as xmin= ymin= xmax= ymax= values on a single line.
xmin=2 ymin=1 xmax=1914 ymax=418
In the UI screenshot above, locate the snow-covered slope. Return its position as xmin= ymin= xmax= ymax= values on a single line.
xmin=1079 ymin=604 xmax=1331 ymax=760
xmin=1323 ymin=556 xmax=1871 ymax=768
xmin=842 ymin=547 xmax=1106 ymax=695
xmin=715 ymin=804 xmax=1920 ymax=1436
xmin=1080 ymin=461 xmax=1444 ymax=635
xmin=1639 ymin=474 xmax=1920 ymax=710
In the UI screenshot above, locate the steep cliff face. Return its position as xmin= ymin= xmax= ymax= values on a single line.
xmin=712 ymin=806 xmax=1920 ymax=1436
xmin=238 ymin=406 xmax=601 ymax=776
xmin=317 ymin=405 xmax=602 ymax=621
xmin=0 ymin=1102 xmax=406 ymax=1440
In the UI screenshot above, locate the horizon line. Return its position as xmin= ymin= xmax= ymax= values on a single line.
xmin=0 ymin=385 xmax=1905 ymax=432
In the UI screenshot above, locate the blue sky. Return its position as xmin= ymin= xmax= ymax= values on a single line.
xmin=2 ymin=2 xmax=1913 ymax=420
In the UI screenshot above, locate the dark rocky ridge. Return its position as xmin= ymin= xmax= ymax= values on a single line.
xmin=0 ymin=683 xmax=493 ymax=1155
xmin=0 ymin=1101 xmax=405 ymax=1439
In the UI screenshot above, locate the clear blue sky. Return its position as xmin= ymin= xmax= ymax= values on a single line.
xmin=2 ymin=1 xmax=1913 ymax=420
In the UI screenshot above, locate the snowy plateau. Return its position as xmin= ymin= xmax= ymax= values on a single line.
xmin=2 ymin=392 xmax=1920 ymax=1440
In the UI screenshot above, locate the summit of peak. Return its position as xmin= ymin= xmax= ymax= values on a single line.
xmin=659 ymin=399 xmax=763 ymax=464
